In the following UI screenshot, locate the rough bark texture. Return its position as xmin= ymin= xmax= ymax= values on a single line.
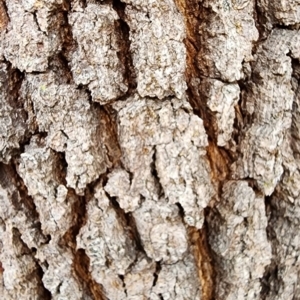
xmin=0 ymin=0 xmax=300 ymax=299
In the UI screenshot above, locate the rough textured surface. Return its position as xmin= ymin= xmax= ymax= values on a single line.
xmin=262 ymin=74 xmax=300 ymax=299
xmin=199 ymin=78 xmax=240 ymax=147
xmin=113 ymin=97 xmax=214 ymax=229
xmin=77 ymin=184 xmax=136 ymax=299
xmin=0 ymin=163 xmax=49 ymax=299
xmin=150 ymin=253 xmax=201 ymax=300
xmin=258 ymin=0 xmax=300 ymax=26
xmin=196 ymin=0 xmax=258 ymax=82
xmin=1 ymin=0 xmax=300 ymax=299
xmin=234 ymin=30 xmax=300 ymax=195
xmin=18 ymin=136 xmax=74 ymax=237
xmin=36 ymin=241 xmax=92 ymax=300
xmin=123 ymin=0 xmax=187 ymax=99
xmin=69 ymin=4 xmax=128 ymax=104
xmin=21 ymin=72 xmax=111 ymax=195
xmin=4 ymin=0 xmax=65 ymax=72
xmin=208 ymin=181 xmax=271 ymax=300
xmin=0 ymin=62 xmax=27 ymax=163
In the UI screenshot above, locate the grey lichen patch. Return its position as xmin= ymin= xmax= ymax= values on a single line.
xmin=208 ymin=181 xmax=272 ymax=300
xmin=258 ymin=0 xmax=300 ymax=26
xmin=76 ymin=184 xmax=137 ymax=299
xmin=234 ymin=30 xmax=300 ymax=195
xmin=0 ymin=62 xmax=27 ymax=163
xmin=113 ymin=96 xmax=214 ymax=229
xmin=123 ymin=0 xmax=187 ymax=99
xmin=18 ymin=136 xmax=75 ymax=237
xmin=197 ymin=0 xmax=258 ymax=82
xmin=69 ymin=3 xmax=128 ymax=104
xmin=21 ymin=72 xmax=110 ymax=194
xmin=3 ymin=0 xmax=65 ymax=72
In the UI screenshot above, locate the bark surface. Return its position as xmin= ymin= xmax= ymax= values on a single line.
xmin=0 ymin=0 xmax=300 ymax=299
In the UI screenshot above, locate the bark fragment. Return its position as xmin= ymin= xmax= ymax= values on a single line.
xmin=196 ymin=0 xmax=258 ymax=82
xmin=0 ymin=62 xmax=27 ymax=163
xmin=69 ymin=3 xmax=128 ymax=103
xmin=123 ymin=0 xmax=187 ymax=99
xmin=258 ymin=0 xmax=300 ymax=26
xmin=21 ymin=72 xmax=110 ymax=194
xmin=208 ymin=181 xmax=271 ymax=299
xmin=4 ymin=0 xmax=66 ymax=72
xmin=36 ymin=241 xmax=92 ymax=300
xmin=77 ymin=184 xmax=137 ymax=298
xmin=113 ymin=96 xmax=214 ymax=229
xmin=18 ymin=136 xmax=75 ymax=237
xmin=234 ymin=30 xmax=300 ymax=195
xmin=199 ymin=78 xmax=240 ymax=147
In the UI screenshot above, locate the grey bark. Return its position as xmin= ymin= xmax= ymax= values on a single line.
xmin=0 ymin=0 xmax=300 ymax=299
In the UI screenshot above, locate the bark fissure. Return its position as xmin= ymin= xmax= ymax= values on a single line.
xmin=112 ymin=0 xmax=137 ymax=98
xmin=1 ymin=0 xmax=300 ymax=299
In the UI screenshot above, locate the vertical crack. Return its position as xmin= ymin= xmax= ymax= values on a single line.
xmin=152 ymin=261 xmax=161 ymax=287
xmin=12 ymin=227 xmax=52 ymax=299
xmin=118 ymin=274 xmax=127 ymax=296
xmin=259 ymin=194 xmax=282 ymax=299
xmin=63 ymin=184 xmax=106 ymax=299
xmin=112 ymin=0 xmax=137 ymax=97
xmin=74 ymin=249 xmax=107 ymax=300
xmin=188 ymin=213 xmax=215 ymax=300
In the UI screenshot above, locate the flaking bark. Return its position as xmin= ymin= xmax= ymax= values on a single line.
xmin=0 ymin=0 xmax=300 ymax=299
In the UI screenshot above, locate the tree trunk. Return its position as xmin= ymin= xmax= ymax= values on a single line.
xmin=0 ymin=0 xmax=299 ymax=299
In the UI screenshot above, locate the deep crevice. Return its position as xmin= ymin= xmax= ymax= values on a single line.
xmin=12 ymin=227 xmax=52 ymax=299
xmin=48 ymin=3 xmax=75 ymax=84
xmin=62 ymin=184 xmax=107 ymax=299
xmin=118 ymin=274 xmax=127 ymax=296
xmin=151 ymin=146 xmax=164 ymax=198
xmin=107 ymin=191 xmax=146 ymax=254
xmin=253 ymin=0 xmax=270 ymax=53
xmin=175 ymin=202 xmax=185 ymax=219
xmin=112 ymin=0 xmax=137 ymax=98
xmin=32 ymin=11 xmax=43 ymax=32
xmin=260 ymin=194 xmax=281 ymax=299
xmin=61 ymin=188 xmax=87 ymax=249
xmin=98 ymin=104 xmax=122 ymax=168
xmin=2 ymin=160 xmax=40 ymax=221
xmin=74 ymin=249 xmax=106 ymax=300
xmin=125 ymin=211 xmax=146 ymax=254
xmin=152 ymin=261 xmax=162 ymax=287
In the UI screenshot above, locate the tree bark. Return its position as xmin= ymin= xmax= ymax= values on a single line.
xmin=0 ymin=0 xmax=299 ymax=299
